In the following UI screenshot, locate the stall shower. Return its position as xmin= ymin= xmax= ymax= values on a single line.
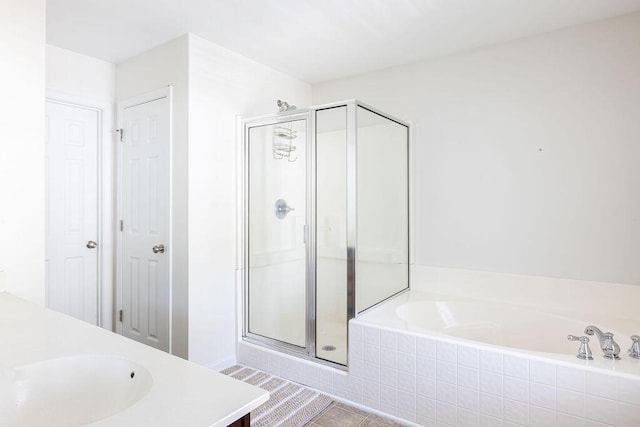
xmin=243 ymin=100 xmax=409 ymax=366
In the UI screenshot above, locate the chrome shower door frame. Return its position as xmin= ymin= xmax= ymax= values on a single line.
xmin=243 ymin=110 xmax=316 ymax=359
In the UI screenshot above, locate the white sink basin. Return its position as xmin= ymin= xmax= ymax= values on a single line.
xmin=0 ymin=355 xmax=153 ymax=426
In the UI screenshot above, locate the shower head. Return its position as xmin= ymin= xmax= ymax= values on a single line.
xmin=277 ymin=99 xmax=297 ymax=112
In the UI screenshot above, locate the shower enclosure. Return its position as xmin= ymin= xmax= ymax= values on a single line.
xmin=243 ymin=100 xmax=409 ymax=366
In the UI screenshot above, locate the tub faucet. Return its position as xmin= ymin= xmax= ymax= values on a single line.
xmin=584 ymin=325 xmax=620 ymax=360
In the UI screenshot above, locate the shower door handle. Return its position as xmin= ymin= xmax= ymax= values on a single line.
xmin=152 ymin=244 xmax=165 ymax=254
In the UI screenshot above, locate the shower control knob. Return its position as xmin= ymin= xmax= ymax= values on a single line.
xmin=152 ymin=244 xmax=165 ymax=254
xmin=274 ymin=199 xmax=294 ymax=219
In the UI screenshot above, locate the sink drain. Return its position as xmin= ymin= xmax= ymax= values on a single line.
xmin=321 ymin=345 xmax=336 ymax=352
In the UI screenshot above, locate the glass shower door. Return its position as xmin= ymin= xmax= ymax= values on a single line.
xmin=246 ymin=118 xmax=307 ymax=348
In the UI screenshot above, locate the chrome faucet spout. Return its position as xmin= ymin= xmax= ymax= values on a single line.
xmin=585 ymin=325 xmax=621 ymax=360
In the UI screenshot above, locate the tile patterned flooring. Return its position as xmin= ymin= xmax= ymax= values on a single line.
xmin=306 ymin=402 xmax=408 ymax=427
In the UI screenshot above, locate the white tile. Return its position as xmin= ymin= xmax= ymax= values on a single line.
xmin=479 ymin=414 xmax=503 ymax=427
xmin=458 ymin=346 xmax=479 ymax=369
xmin=380 ymin=347 xmax=398 ymax=368
xmin=364 ymin=397 xmax=381 ymax=411
xmin=380 ymin=403 xmax=398 ymax=417
xmin=417 ymin=375 xmax=437 ymax=398
xmin=399 ymin=370 xmax=416 ymax=393
xmin=304 ymin=364 xmax=319 ymax=384
xmin=586 ymin=372 xmax=617 ymax=400
xmin=458 ymin=408 xmax=480 ymax=427
xmin=399 ymin=334 xmax=417 ymax=354
xmin=417 ymin=336 xmax=437 ymax=359
xmin=418 ymin=355 xmax=437 ymax=378
xmin=617 ymin=376 xmax=640 ymax=406
xmin=350 ymin=322 xmax=363 ymax=342
xmin=348 ymin=375 xmax=364 ymax=396
xmin=480 ymin=350 xmax=503 ymax=374
xmin=364 ymin=326 xmax=381 ymax=346
xmin=504 ymin=398 xmax=528 ymax=425
xmin=437 ymin=341 xmax=458 ymax=362
xmin=417 ymin=396 xmax=436 ymax=419
xmin=350 ymin=340 xmax=364 ymax=361
xmin=399 ymin=351 xmax=416 ymax=373
xmin=585 ymin=421 xmax=612 ymax=427
xmin=398 ymin=389 xmax=417 ymax=413
xmin=504 ymin=422 xmax=523 ymax=427
xmin=530 ymin=382 xmax=556 ymax=410
xmin=380 ymin=365 xmax=399 ymax=388
xmin=318 ymin=368 xmax=333 ymax=388
xmin=333 ymin=387 xmax=348 ymax=399
xmin=288 ymin=360 xmax=305 ymax=383
xmin=364 ymin=343 xmax=381 ymax=365
xmin=364 ymin=362 xmax=380 ymax=383
xmin=348 ymin=392 xmax=364 ymax=404
xmin=350 ymin=359 xmax=365 ymax=378
xmin=458 ymin=386 xmax=480 ymax=412
xmin=504 ymin=376 xmax=529 ymax=403
xmin=557 ymin=388 xmax=586 ymax=417
xmin=557 ymin=413 xmax=587 ymax=427
xmin=417 ymin=415 xmax=437 ymax=427
xmin=530 ymin=360 xmax=556 ymax=386
xmin=437 ymin=380 xmax=457 ymax=404
xmin=586 ymin=395 xmax=617 ymax=424
xmin=437 ymin=360 xmax=458 ymax=385
xmin=436 ymin=401 xmax=457 ymax=425
xmin=557 ymin=366 xmax=585 ymax=393
xmin=504 ymin=355 xmax=529 ymax=380
xmin=398 ymin=409 xmax=417 ymax=423
xmin=381 ymin=384 xmax=398 ymax=407
xmin=380 ymin=329 xmax=399 ymax=350
xmin=364 ymin=379 xmax=381 ymax=403
xmin=480 ymin=393 xmax=503 ymax=418
xmin=333 ymin=371 xmax=348 ymax=391
xmin=617 ymin=402 xmax=640 ymax=427
xmin=481 ymin=371 xmax=503 ymax=396
xmin=530 ymin=406 xmax=556 ymax=427
xmin=459 ymin=366 xmax=480 ymax=390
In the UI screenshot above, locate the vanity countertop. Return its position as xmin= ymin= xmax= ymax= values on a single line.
xmin=0 ymin=292 xmax=268 ymax=426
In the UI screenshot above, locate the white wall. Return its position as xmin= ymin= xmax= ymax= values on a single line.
xmin=116 ymin=35 xmax=190 ymax=358
xmin=47 ymin=45 xmax=115 ymax=102
xmin=46 ymin=45 xmax=116 ymax=330
xmin=0 ymin=0 xmax=46 ymax=303
xmin=313 ymin=12 xmax=640 ymax=286
xmin=188 ymin=33 xmax=311 ymax=368
xmin=115 ymin=33 xmax=311 ymax=366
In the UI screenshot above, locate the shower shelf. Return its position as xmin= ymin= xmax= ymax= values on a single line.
xmin=273 ymin=126 xmax=297 ymax=161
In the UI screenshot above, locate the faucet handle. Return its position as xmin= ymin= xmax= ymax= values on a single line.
xmin=568 ymin=335 xmax=593 ymax=360
xmin=628 ymin=335 xmax=640 ymax=359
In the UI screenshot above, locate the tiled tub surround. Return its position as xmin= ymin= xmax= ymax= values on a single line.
xmin=238 ymin=267 xmax=640 ymax=426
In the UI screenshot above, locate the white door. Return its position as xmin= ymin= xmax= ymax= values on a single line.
xmin=45 ymin=101 xmax=99 ymax=324
xmin=120 ymin=93 xmax=170 ymax=352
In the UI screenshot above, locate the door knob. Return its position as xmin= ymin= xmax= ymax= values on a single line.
xmin=152 ymin=244 xmax=165 ymax=254
xmin=86 ymin=240 xmax=97 ymax=249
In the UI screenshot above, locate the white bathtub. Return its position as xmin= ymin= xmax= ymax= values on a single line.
xmin=359 ymin=290 xmax=640 ymax=375
xmin=395 ymin=300 xmax=627 ymax=356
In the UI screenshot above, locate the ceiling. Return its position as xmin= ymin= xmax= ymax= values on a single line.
xmin=46 ymin=0 xmax=640 ymax=84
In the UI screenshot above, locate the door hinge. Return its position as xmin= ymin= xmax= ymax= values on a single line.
xmin=116 ymin=128 xmax=124 ymax=142
xmin=120 ymin=219 xmax=123 ymax=232
xmin=119 ymin=309 xmax=123 ymax=322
